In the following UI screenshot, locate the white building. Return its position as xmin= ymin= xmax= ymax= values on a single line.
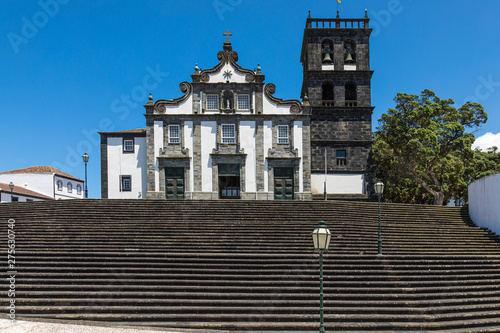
xmin=98 ymin=129 xmax=147 ymax=199
xmin=0 ymin=182 xmax=54 ymax=203
xmin=0 ymin=166 xmax=84 ymax=200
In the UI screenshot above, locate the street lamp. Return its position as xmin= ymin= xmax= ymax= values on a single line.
xmin=9 ymin=182 xmax=14 ymax=202
xmin=374 ymin=180 xmax=385 ymax=255
xmin=311 ymin=221 xmax=332 ymax=333
xmin=82 ymin=153 xmax=89 ymax=199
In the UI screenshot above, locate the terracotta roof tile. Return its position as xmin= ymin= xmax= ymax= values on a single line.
xmin=0 ymin=182 xmax=54 ymax=200
xmin=0 ymin=166 xmax=83 ymax=182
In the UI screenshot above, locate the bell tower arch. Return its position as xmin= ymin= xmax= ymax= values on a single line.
xmin=300 ymin=10 xmax=374 ymax=199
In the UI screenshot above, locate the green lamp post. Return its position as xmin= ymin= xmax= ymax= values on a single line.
xmin=312 ymin=221 xmax=332 ymax=333
xmin=374 ymin=180 xmax=385 ymax=255
xmin=9 ymin=182 xmax=14 ymax=202
xmin=82 ymin=153 xmax=89 ymax=198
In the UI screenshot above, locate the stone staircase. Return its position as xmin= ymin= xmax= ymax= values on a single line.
xmin=2 ymin=199 xmax=500 ymax=332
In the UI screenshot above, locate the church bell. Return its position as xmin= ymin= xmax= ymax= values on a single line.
xmin=345 ymin=51 xmax=354 ymax=63
xmin=323 ymin=52 xmax=332 ymax=63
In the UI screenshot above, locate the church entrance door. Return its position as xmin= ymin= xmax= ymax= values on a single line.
xmin=218 ymin=164 xmax=240 ymax=199
xmin=274 ymin=167 xmax=294 ymax=200
xmin=165 ymin=167 xmax=185 ymax=199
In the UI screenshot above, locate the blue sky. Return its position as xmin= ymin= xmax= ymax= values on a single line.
xmin=1 ymin=0 xmax=499 ymax=199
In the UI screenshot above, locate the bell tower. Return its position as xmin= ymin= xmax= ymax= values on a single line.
xmin=301 ymin=10 xmax=374 ymax=199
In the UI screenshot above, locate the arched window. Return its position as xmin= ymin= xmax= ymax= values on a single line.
xmin=322 ymin=81 xmax=334 ymax=106
xmin=67 ymin=182 xmax=72 ymax=193
xmin=345 ymin=82 xmax=357 ymax=107
xmin=344 ymin=40 xmax=356 ymax=64
xmin=57 ymin=180 xmax=63 ymax=191
xmin=77 ymin=184 xmax=82 ymax=195
xmin=322 ymin=40 xmax=334 ymax=64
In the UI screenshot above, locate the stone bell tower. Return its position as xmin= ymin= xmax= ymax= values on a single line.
xmin=300 ymin=10 xmax=374 ymax=199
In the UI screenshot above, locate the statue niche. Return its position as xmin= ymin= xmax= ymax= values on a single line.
xmin=222 ymin=90 xmax=234 ymax=112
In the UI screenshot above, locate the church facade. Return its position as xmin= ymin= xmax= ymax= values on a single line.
xmin=99 ymin=11 xmax=374 ymax=200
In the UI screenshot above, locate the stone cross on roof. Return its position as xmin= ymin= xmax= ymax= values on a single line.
xmin=223 ymin=29 xmax=232 ymax=42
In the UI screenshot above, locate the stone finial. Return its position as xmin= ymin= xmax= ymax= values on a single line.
xmin=149 ymin=93 xmax=153 ymax=101
xmin=308 ymin=10 xmax=311 ymax=18
xmin=195 ymin=63 xmax=199 ymax=72
xmin=336 ymin=10 xmax=340 ymax=18
xmin=256 ymin=63 xmax=261 ymax=73
xmin=365 ymin=9 xmax=368 ymax=18
xmin=145 ymin=93 xmax=154 ymax=108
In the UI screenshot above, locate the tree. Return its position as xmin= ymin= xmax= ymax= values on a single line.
xmin=472 ymin=147 xmax=500 ymax=181
xmin=373 ymin=89 xmax=487 ymax=205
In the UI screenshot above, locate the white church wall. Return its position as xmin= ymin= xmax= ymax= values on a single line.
xmin=262 ymin=92 xmax=292 ymax=115
xmin=468 ymin=173 xmax=500 ymax=235
xmin=106 ymin=137 xmax=147 ymax=199
xmin=184 ymin=121 xmax=194 ymax=194
xmin=0 ymin=173 xmax=54 ymax=198
xmin=240 ymin=121 xmax=256 ymax=193
xmin=311 ymin=174 xmax=365 ymax=194
xmin=209 ymin=63 xmax=248 ymax=84
xmin=294 ymin=121 xmax=304 ymax=193
xmin=165 ymin=94 xmax=193 ymax=115
xmin=201 ymin=121 xmax=217 ymax=192
xmin=263 ymin=121 xmax=273 ymax=192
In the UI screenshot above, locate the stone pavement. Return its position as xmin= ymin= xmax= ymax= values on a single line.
xmin=0 ymin=319 xmax=231 ymax=333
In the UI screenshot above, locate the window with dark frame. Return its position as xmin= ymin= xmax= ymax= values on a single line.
xmin=168 ymin=125 xmax=180 ymax=144
xmin=277 ymin=125 xmax=289 ymax=144
xmin=67 ymin=182 xmax=72 ymax=193
xmin=206 ymin=94 xmax=219 ymax=110
xmin=237 ymin=94 xmax=250 ymax=110
xmin=221 ymin=124 xmax=236 ymax=144
xmin=57 ymin=180 xmax=63 ymax=191
xmin=77 ymin=184 xmax=82 ymax=195
xmin=121 ymin=176 xmax=132 ymax=192
xmin=336 ymin=150 xmax=347 ymax=166
xmin=123 ymin=139 xmax=134 ymax=153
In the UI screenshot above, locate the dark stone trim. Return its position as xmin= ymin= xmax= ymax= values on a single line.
xmin=154 ymin=82 xmax=192 ymax=112
xmin=100 ymin=134 xmax=108 ymax=199
xmin=264 ymin=83 xmax=303 ymax=114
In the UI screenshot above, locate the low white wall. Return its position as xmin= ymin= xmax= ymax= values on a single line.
xmin=311 ymin=174 xmax=364 ymax=194
xmin=468 ymin=173 xmax=500 ymax=235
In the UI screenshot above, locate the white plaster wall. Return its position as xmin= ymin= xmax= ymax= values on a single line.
xmin=154 ymin=121 xmax=164 ymax=192
xmin=262 ymin=93 xmax=292 ymax=115
xmin=106 ymin=137 xmax=147 ymax=199
xmin=54 ymin=175 xmax=84 ymax=200
xmin=293 ymin=121 xmax=303 ymax=193
xmin=0 ymin=173 xmax=54 ymax=198
xmin=263 ymin=121 xmax=273 ymax=192
xmin=468 ymin=173 xmax=500 ymax=235
xmin=0 ymin=193 xmax=45 ymax=203
xmin=165 ymin=95 xmax=193 ymax=114
xmin=201 ymin=121 xmax=217 ymax=192
xmin=240 ymin=121 xmax=256 ymax=193
xmin=311 ymin=174 xmax=365 ymax=194
xmin=208 ymin=63 xmax=247 ymax=84
xmin=184 ymin=121 xmax=194 ymax=194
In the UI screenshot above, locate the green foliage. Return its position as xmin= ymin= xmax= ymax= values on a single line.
xmin=374 ymin=89 xmax=487 ymax=205
xmin=472 ymin=147 xmax=500 ymax=181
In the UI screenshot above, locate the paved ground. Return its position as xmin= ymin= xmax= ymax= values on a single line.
xmin=0 ymin=319 xmax=231 ymax=333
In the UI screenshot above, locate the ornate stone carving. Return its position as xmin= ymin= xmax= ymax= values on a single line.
xmin=264 ymin=83 xmax=302 ymax=114
xmin=154 ymin=82 xmax=192 ymax=111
